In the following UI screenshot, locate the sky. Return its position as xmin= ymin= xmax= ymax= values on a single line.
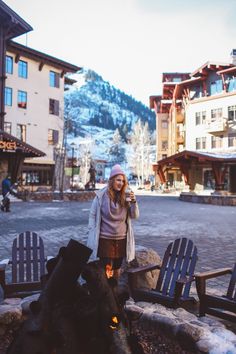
xmin=4 ymin=0 xmax=236 ymax=106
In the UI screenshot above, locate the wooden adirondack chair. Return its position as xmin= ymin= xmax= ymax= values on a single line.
xmin=0 ymin=231 xmax=47 ymax=298
xmin=127 ymin=238 xmax=198 ymax=308
xmin=195 ymin=263 xmax=236 ymax=322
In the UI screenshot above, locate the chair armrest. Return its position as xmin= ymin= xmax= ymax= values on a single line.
xmin=174 ymin=276 xmax=195 ymax=304
xmin=195 ymin=267 xmax=232 ymax=281
xmin=127 ymin=263 xmax=161 ymax=294
xmin=176 ymin=275 xmax=195 ymax=285
xmin=195 ymin=267 xmax=232 ymax=298
xmin=126 ymin=263 xmax=161 ymax=276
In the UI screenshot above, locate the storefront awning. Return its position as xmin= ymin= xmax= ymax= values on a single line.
xmin=153 ymin=150 xmax=236 ymax=170
xmin=0 ymin=130 xmax=45 ymax=158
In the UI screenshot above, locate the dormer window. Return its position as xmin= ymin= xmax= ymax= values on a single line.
xmin=210 ymin=80 xmax=223 ymax=95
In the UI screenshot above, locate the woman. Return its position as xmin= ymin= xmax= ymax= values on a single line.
xmin=87 ymin=164 xmax=139 ymax=279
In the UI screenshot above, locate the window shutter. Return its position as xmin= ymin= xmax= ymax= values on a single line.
xmin=55 ymin=100 xmax=59 ymax=116
xmin=53 ymin=130 xmax=59 ymax=144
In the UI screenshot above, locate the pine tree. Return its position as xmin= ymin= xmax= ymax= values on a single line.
xmin=109 ymin=129 xmax=126 ymax=164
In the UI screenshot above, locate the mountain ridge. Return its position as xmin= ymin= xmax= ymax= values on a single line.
xmin=64 ymin=68 xmax=155 ymax=141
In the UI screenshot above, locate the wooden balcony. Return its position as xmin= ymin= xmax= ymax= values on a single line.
xmin=176 ymin=134 xmax=184 ymax=145
xmin=176 ymin=112 xmax=184 ymax=124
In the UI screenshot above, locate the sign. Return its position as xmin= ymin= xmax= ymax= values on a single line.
xmin=0 ymin=140 xmax=17 ymax=151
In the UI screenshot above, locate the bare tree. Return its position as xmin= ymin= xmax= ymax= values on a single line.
xmin=129 ymin=119 xmax=151 ymax=187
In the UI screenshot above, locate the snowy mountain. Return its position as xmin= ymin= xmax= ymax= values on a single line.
xmin=64 ymin=68 xmax=156 ymax=162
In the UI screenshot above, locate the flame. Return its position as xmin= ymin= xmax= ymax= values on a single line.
xmin=105 ymin=264 xmax=114 ymax=279
xmin=109 ymin=316 xmax=119 ymax=330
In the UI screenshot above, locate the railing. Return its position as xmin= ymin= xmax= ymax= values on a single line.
xmin=176 ymin=134 xmax=184 ymax=145
xmin=205 ymin=118 xmax=227 ymax=133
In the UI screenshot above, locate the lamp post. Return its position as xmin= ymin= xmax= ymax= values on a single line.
xmin=70 ymin=142 xmax=76 ymax=191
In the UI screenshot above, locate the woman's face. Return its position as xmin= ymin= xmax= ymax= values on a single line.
xmin=112 ymin=174 xmax=125 ymax=192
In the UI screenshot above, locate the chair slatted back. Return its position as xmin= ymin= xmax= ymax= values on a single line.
xmin=156 ymin=238 xmax=197 ymax=299
xmin=11 ymin=231 xmax=45 ymax=283
xmin=227 ymin=263 xmax=236 ymax=301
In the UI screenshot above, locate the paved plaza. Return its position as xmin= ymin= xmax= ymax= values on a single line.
xmin=1 ymin=194 xmax=236 ymax=292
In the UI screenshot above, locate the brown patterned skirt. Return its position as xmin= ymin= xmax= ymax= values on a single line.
xmin=97 ymin=238 xmax=126 ymax=259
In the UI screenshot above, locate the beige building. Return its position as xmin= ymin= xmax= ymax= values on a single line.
xmin=150 ymin=73 xmax=190 ymax=187
xmin=4 ymin=41 xmax=80 ymax=188
xmin=151 ymin=55 xmax=236 ymax=194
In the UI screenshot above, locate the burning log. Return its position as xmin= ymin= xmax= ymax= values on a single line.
xmin=82 ymin=261 xmax=143 ymax=354
xmin=6 ymin=242 xmax=143 ymax=354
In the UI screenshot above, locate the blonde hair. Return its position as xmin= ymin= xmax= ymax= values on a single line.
xmin=108 ymin=174 xmax=128 ymax=207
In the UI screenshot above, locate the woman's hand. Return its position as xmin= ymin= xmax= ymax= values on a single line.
xmin=130 ymin=190 xmax=136 ymax=203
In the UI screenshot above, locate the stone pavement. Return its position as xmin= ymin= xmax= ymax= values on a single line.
xmin=0 ymin=194 xmax=236 ymax=294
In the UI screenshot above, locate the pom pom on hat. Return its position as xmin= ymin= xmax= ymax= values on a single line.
xmin=109 ymin=164 xmax=125 ymax=179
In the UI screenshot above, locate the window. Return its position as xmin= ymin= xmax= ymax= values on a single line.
xmin=18 ymin=60 xmax=28 ymax=78
xmin=49 ymin=99 xmax=59 ymax=115
xmin=161 ymin=140 xmax=168 ymax=150
xmin=210 ymin=79 xmax=223 ymax=95
xmin=211 ymin=135 xmax=223 ymax=149
xmin=196 ymin=138 xmax=201 ymax=150
xmin=227 ymin=76 xmax=236 ymax=92
xmin=211 ymin=108 xmax=222 ymax=122
xmin=195 ymin=111 xmax=206 ymax=125
xmin=201 ymin=137 xmax=206 ymax=149
xmin=161 ymin=120 xmax=168 ymax=129
xmin=21 ymin=170 xmax=52 ymax=186
xmin=49 ymin=71 xmax=60 ymax=88
xmin=6 ymin=56 xmax=13 ymax=74
xmin=162 ymin=154 xmax=167 ymax=159
xmin=196 ymin=137 xmax=207 ymax=150
xmin=4 ymin=87 xmax=12 ymax=106
xmin=48 ymin=129 xmax=59 ymax=145
xmin=195 ymin=112 xmax=201 ymax=125
xmin=202 ymin=111 xmax=206 ymax=124
xmin=17 ymin=124 xmax=26 ymax=142
xmin=4 ymin=122 xmax=12 ymax=134
xmin=204 ymin=170 xmax=215 ymax=190
xmin=172 ymin=78 xmax=181 ymax=82
xmin=17 ymin=90 xmax=27 ymax=109
xmin=228 ymin=106 xmax=236 ymax=122
xmin=228 ymin=133 xmax=236 ymax=147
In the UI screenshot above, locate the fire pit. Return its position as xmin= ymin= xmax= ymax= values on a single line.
xmin=3 ymin=239 xmax=143 ymax=354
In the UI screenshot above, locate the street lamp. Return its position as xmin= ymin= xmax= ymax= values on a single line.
xmin=70 ymin=142 xmax=76 ymax=191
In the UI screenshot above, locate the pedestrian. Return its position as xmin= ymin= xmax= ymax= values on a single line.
xmin=1 ymin=175 xmax=12 ymax=212
xmin=87 ymin=164 xmax=139 ymax=280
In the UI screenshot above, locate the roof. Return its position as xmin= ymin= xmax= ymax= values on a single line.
xmin=0 ymin=1 xmax=33 ymax=39
xmin=149 ymin=95 xmax=162 ymax=109
xmin=191 ymin=61 xmax=232 ymax=78
xmin=217 ymin=66 xmax=236 ymax=75
xmin=155 ymin=150 xmax=236 ymax=167
xmin=7 ymin=41 xmax=81 ymax=73
xmin=173 ymin=76 xmax=205 ymax=99
xmin=0 ymin=130 xmax=45 ymax=157
xmin=162 ymin=73 xmax=190 ymax=82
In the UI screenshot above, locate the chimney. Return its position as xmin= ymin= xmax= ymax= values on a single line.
xmin=230 ymin=49 xmax=236 ymax=65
